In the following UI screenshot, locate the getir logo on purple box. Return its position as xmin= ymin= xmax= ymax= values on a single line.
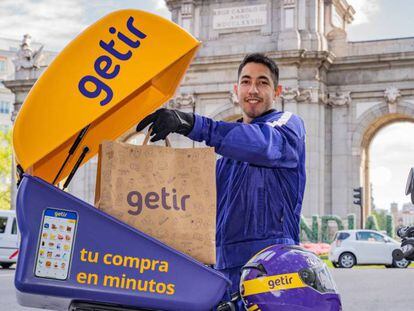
xmin=78 ymin=16 xmax=147 ymax=106
xmin=127 ymin=188 xmax=190 ymax=216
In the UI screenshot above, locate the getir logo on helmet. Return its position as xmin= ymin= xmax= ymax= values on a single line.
xmin=78 ymin=16 xmax=147 ymax=106
xmin=242 ymin=272 xmax=306 ymax=297
xmin=240 ymin=245 xmax=342 ymax=311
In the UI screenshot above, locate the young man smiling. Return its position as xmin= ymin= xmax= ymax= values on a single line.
xmin=136 ymin=53 xmax=306 ymax=307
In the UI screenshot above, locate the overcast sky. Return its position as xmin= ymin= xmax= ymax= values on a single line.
xmin=1 ymin=0 xmax=413 ymax=51
xmin=0 ymin=0 xmax=413 ymax=211
xmin=371 ymin=123 xmax=414 ymax=211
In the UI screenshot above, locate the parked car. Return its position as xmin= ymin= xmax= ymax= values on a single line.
xmin=0 ymin=210 xmax=19 ymax=269
xmin=329 ymin=229 xmax=410 ymax=268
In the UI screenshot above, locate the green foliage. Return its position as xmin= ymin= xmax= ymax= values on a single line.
xmin=311 ymin=215 xmax=319 ymax=242
xmin=300 ymin=213 xmax=395 ymax=242
xmin=347 ymin=214 xmax=356 ymax=230
xmin=386 ymin=214 xmax=395 ymax=238
xmin=371 ymin=209 xmax=387 ymax=230
xmin=365 ymin=214 xmax=379 ymax=231
xmin=0 ymin=130 xmax=12 ymax=210
xmin=300 ymin=215 xmax=318 ymax=243
xmin=321 ymin=215 xmax=344 ymax=243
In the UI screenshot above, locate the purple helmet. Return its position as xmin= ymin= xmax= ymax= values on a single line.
xmin=240 ymin=245 xmax=342 ymax=311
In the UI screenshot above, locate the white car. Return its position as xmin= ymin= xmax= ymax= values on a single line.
xmin=0 ymin=210 xmax=19 ymax=269
xmin=329 ymin=229 xmax=410 ymax=268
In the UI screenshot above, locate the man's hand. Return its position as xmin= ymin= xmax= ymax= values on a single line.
xmin=136 ymin=108 xmax=195 ymax=142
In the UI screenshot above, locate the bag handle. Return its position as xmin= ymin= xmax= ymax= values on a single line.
xmin=142 ymin=128 xmax=171 ymax=147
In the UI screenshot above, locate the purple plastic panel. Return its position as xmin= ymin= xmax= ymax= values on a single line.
xmin=15 ymin=175 xmax=230 ymax=311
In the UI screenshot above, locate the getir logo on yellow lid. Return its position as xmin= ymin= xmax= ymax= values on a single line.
xmin=13 ymin=10 xmax=200 ymax=184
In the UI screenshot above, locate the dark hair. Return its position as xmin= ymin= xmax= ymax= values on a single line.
xmin=237 ymin=53 xmax=279 ymax=88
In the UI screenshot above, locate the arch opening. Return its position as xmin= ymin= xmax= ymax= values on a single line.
xmin=360 ymin=114 xmax=414 ymax=224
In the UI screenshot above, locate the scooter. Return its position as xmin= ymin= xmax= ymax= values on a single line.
xmin=392 ymin=167 xmax=414 ymax=262
xmin=13 ymin=10 xmax=231 ymax=311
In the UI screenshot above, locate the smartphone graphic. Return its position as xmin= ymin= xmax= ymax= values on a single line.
xmin=35 ymin=208 xmax=78 ymax=280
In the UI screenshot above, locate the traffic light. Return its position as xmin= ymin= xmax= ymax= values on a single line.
xmin=353 ymin=187 xmax=363 ymax=207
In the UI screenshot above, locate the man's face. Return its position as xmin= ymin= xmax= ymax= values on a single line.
xmin=234 ymin=62 xmax=278 ymax=123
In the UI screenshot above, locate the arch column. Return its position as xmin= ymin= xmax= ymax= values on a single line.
xmin=294 ymin=87 xmax=326 ymax=217
xmin=328 ymin=92 xmax=351 ymax=218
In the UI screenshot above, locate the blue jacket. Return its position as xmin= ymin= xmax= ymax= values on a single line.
xmin=188 ymin=110 xmax=306 ymax=269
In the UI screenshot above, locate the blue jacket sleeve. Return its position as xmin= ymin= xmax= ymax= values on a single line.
xmin=187 ymin=113 xmax=305 ymax=168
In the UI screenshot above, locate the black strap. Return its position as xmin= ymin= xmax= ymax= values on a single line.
xmin=240 ymin=262 xmax=267 ymax=276
xmin=53 ymin=125 xmax=90 ymax=185
xmin=16 ymin=164 xmax=24 ymax=186
xmin=62 ymin=146 xmax=89 ymax=190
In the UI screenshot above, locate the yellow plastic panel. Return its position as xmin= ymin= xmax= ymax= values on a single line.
xmin=13 ymin=10 xmax=200 ymax=184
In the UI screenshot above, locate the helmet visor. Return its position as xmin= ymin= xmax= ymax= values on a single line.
xmin=299 ymin=264 xmax=338 ymax=294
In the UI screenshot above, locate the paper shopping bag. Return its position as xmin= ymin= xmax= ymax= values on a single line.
xmin=95 ymin=140 xmax=216 ymax=264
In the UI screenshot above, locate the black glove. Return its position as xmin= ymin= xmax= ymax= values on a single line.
xmin=136 ymin=108 xmax=195 ymax=142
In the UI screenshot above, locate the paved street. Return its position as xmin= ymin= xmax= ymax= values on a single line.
xmin=0 ymin=267 xmax=37 ymax=311
xmin=2 ymin=266 xmax=414 ymax=310
xmin=330 ymin=268 xmax=414 ymax=311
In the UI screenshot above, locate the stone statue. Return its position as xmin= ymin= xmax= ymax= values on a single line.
xmin=13 ymin=34 xmax=44 ymax=73
xmin=384 ymin=87 xmax=401 ymax=113
xmin=168 ymin=93 xmax=195 ymax=109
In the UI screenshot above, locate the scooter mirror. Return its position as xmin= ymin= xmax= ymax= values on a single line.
xmin=405 ymin=167 xmax=414 ymax=204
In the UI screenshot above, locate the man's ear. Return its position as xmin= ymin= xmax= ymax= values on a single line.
xmin=275 ymin=85 xmax=282 ymax=97
xmin=233 ymin=83 xmax=238 ymax=96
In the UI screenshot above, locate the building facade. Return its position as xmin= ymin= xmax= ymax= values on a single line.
xmin=0 ymin=37 xmax=24 ymax=132
xmin=1 ymin=35 xmax=57 ymax=207
xmin=163 ymin=0 xmax=414 ymax=224
xmin=393 ymin=202 xmax=414 ymax=226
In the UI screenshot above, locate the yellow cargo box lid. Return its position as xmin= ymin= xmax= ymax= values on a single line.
xmin=13 ymin=9 xmax=200 ymax=184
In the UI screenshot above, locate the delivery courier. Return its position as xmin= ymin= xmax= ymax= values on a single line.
xmin=136 ymin=53 xmax=307 ymax=310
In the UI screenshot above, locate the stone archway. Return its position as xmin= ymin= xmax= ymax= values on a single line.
xmin=351 ymin=100 xmax=414 ymax=221
xmin=210 ymin=102 xmax=241 ymax=122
